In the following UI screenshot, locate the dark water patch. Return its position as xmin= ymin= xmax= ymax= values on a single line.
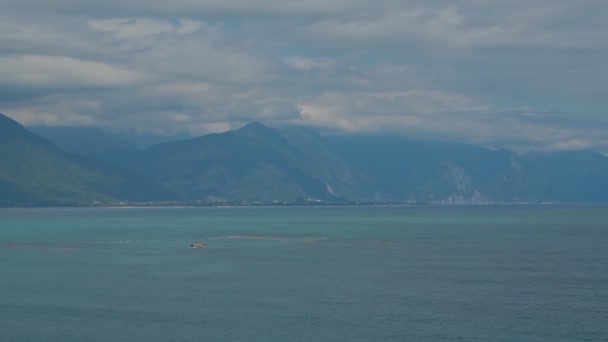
xmin=0 ymin=241 xmax=79 ymax=251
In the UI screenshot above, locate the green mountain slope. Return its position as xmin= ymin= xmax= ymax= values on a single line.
xmin=4 ymin=114 xmax=607 ymax=205
xmin=101 ymin=122 xmax=376 ymax=202
xmin=0 ymin=113 xmax=175 ymax=206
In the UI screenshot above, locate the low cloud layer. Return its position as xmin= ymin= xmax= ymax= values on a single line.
xmin=1 ymin=0 xmax=607 ymax=153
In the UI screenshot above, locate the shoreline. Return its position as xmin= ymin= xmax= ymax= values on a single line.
xmin=0 ymin=201 xmax=602 ymax=209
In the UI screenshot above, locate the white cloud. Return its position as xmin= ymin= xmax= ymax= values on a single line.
xmin=185 ymin=121 xmax=233 ymax=135
xmin=88 ymin=18 xmax=203 ymax=39
xmin=176 ymin=20 xmax=203 ymax=34
xmin=282 ymin=56 xmax=335 ymax=71
xmin=2 ymin=98 xmax=101 ymax=126
xmin=0 ymin=55 xmax=146 ymax=87
xmin=151 ymin=82 xmax=212 ymax=96
xmin=293 ymin=90 xmax=490 ymax=132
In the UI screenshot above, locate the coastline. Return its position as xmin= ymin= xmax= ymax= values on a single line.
xmin=0 ymin=200 xmax=601 ymax=209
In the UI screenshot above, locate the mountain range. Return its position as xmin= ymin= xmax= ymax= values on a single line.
xmin=98 ymin=123 xmax=376 ymax=203
xmin=2 ymin=112 xmax=608 ymax=206
xmin=0 ymin=113 xmax=174 ymax=206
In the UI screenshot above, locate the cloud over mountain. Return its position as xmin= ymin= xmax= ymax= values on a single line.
xmin=1 ymin=0 xmax=607 ymax=153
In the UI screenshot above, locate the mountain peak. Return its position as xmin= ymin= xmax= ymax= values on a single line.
xmin=240 ymin=121 xmax=270 ymax=131
xmin=0 ymin=112 xmax=25 ymax=131
xmin=0 ymin=113 xmax=52 ymax=147
xmin=234 ymin=122 xmax=282 ymax=138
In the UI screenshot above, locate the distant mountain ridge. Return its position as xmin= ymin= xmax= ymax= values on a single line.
xmin=3 ymin=113 xmax=608 ymax=205
xmin=27 ymin=125 xmax=195 ymax=153
xmin=0 ymin=113 xmax=53 ymax=147
xmin=324 ymin=135 xmax=546 ymax=203
xmin=100 ymin=122 xmax=376 ymax=202
xmin=523 ymin=150 xmax=608 ymax=203
xmin=0 ymin=113 xmax=175 ymax=206
xmin=28 ymin=125 xmax=138 ymax=155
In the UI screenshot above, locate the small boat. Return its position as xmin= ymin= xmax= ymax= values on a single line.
xmin=190 ymin=242 xmax=207 ymax=249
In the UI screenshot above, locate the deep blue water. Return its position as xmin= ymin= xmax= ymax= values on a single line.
xmin=1 ymin=205 xmax=607 ymax=341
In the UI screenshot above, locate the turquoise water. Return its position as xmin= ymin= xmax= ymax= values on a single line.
xmin=1 ymin=205 xmax=607 ymax=341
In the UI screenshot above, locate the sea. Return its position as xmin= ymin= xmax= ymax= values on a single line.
xmin=1 ymin=205 xmax=606 ymax=341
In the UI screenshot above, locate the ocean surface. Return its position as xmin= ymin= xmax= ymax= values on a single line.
xmin=1 ymin=205 xmax=607 ymax=341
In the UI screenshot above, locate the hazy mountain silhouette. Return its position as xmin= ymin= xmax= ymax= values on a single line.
xmin=523 ymin=150 xmax=608 ymax=202
xmin=3 ymin=114 xmax=608 ymax=205
xmin=324 ymin=135 xmax=545 ymax=203
xmin=0 ymin=113 xmax=175 ymax=206
xmin=100 ymin=122 xmax=375 ymax=202
xmin=29 ymin=125 xmax=138 ymax=155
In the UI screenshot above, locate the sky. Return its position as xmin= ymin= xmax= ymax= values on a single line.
xmin=0 ymin=0 xmax=607 ymax=153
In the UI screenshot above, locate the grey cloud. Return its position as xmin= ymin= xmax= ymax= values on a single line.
xmin=282 ymin=57 xmax=335 ymax=71
xmin=1 ymin=0 xmax=607 ymax=154
xmin=300 ymin=1 xmax=607 ymax=49
xmin=0 ymin=0 xmax=398 ymax=18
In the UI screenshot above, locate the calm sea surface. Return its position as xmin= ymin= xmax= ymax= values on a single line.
xmin=1 ymin=205 xmax=607 ymax=341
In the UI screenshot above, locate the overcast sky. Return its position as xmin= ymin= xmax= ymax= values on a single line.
xmin=1 ymin=0 xmax=607 ymax=153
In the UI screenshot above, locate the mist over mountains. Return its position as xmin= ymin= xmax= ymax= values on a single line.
xmin=2 ymin=112 xmax=608 ymax=206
